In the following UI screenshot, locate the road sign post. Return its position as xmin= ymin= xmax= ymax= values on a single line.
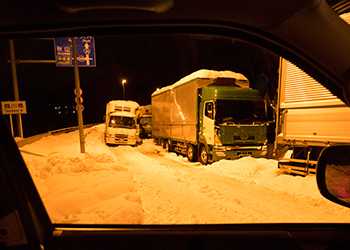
xmin=1 ymin=101 xmax=27 ymax=137
xmin=54 ymin=37 xmax=96 ymax=67
xmin=9 ymin=40 xmax=24 ymax=138
xmin=54 ymin=36 xmax=96 ymax=154
xmin=72 ymin=37 xmax=85 ymax=154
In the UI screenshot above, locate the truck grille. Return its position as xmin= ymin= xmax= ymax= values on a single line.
xmin=115 ymin=134 xmax=128 ymax=138
xmin=233 ymin=135 xmax=255 ymax=140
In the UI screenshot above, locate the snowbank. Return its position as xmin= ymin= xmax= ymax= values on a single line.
xmin=21 ymin=124 xmax=144 ymax=224
xmin=207 ymin=157 xmax=322 ymax=199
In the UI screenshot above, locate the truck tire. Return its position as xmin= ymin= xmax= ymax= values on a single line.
xmin=162 ymin=139 xmax=170 ymax=152
xmin=199 ymin=145 xmax=208 ymax=165
xmin=162 ymin=139 xmax=167 ymax=149
xmin=186 ymin=144 xmax=197 ymax=162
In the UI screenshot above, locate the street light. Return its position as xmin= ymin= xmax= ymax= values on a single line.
xmin=122 ymin=79 xmax=126 ymax=100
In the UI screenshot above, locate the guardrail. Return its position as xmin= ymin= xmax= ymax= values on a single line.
xmin=15 ymin=123 xmax=101 ymax=147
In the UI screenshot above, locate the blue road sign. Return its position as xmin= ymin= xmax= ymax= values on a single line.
xmin=54 ymin=37 xmax=96 ymax=67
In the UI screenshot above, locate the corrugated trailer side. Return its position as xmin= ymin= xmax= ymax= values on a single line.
xmin=282 ymin=107 xmax=350 ymax=144
xmin=152 ymin=78 xmax=213 ymax=143
xmin=277 ymin=59 xmax=350 ymax=175
xmin=151 ymin=90 xmax=172 ymax=139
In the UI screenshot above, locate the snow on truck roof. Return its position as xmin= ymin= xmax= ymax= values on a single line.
xmin=152 ymin=69 xmax=249 ymax=96
xmin=106 ymin=100 xmax=140 ymax=116
xmin=108 ymin=100 xmax=140 ymax=108
xmin=110 ymin=111 xmax=136 ymax=117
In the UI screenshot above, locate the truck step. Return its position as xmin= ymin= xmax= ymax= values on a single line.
xmin=278 ymin=159 xmax=317 ymax=176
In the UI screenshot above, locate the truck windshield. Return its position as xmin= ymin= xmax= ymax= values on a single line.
xmin=140 ymin=117 xmax=152 ymax=125
xmin=109 ymin=116 xmax=136 ymax=129
xmin=216 ymin=100 xmax=267 ymax=125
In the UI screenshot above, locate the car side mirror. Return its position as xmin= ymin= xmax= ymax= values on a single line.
xmin=317 ymin=146 xmax=350 ymax=208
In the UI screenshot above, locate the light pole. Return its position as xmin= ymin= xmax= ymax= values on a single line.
xmin=122 ymin=79 xmax=126 ymax=100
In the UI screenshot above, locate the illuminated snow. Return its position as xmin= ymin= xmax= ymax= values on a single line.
xmin=20 ymin=124 xmax=350 ymax=224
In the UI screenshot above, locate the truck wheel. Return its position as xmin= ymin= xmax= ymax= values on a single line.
xmin=199 ymin=145 xmax=208 ymax=165
xmin=163 ymin=139 xmax=170 ymax=152
xmin=186 ymin=144 xmax=197 ymax=162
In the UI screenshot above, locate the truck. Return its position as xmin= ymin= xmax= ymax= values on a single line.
xmin=276 ymin=58 xmax=350 ymax=175
xmin=104 ymin=100 xmax=142 ymax=146
xmin=138 ymin=105 xmax=152 ymax=139
xmin=151 ymin=69 xmax=271 ymax=164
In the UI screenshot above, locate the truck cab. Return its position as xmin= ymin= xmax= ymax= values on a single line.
xmin=104 ymin=100 xmax=141 ymax=146
xmin=199 ymin=85 xmax=270 ymax=163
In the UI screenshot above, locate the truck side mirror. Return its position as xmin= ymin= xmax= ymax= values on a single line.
xmin=267 ymin=103 xmax=275 ymax=122
xmin=264 ymin=101 xmax=275 ymax=123
xmin=316 ymin=146 xmax=350 ymax=208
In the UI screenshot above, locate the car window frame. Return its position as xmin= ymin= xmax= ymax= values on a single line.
xmin=2 ymin=1 xmax=350 ymax=249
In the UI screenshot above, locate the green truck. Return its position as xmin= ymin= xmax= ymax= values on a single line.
xmin=151 ymin=70 xmax=271 ymax=164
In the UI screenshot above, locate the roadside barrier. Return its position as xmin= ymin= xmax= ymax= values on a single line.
xmin=15 ymin=123 xmax=101 ymax=147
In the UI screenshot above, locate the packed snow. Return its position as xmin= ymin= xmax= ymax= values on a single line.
xmin=152 ymin=69 xmax=249 ymax=96
xmin=19 ymin=124 xmax=350 ymax=224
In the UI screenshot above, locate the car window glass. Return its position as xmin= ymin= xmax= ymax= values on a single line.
xmin=3 ymin=34 xmax=350 ymax=225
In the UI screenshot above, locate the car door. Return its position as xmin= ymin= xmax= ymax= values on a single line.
xmin=3 ymin=1 xmax=350 ymax=250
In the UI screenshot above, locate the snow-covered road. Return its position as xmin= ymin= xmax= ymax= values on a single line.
xmin=20 ymin=124 xmax=350 ymax=224
xmin=111 ymin=142 xmax=350 ymax=224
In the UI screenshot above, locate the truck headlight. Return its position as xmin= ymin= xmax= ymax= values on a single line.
xmin=214 ymin=133 xmax=222 ymax=146
xmin=260 ymin=151 xmax=267 ymax=156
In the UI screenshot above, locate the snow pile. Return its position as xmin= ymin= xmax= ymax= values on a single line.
xmin=175 ymin=69 xmax=248 ymax=84
xmin=208 ymin=157 xmax=322 ymax=199
xmin=21 ymin=124 xmax=143 ymax=224
xmin=153 ymin=69 xmax=248 ymax=95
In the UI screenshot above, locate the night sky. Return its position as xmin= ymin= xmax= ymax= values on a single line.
xmin=0 ymin=35 xmax=279 ymax=137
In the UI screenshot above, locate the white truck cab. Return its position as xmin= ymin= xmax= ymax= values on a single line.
xmin=104 ymin=100 xmax=141 ymax=146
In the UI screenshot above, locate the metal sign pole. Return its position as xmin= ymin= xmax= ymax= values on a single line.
xmin=9 ymin=39 xmax=23 ymax=138
xmin=72 ymin=37 xmax=85 ymax=154
xmin=9 ymin=114 xmax=14 ymax=137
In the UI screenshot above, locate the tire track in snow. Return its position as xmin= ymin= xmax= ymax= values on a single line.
xmin=108 ymin=141 xmax=350 ymax=224
xmin=109 ymin=146 xmax=198 ymax=223
xmin=109 ymin=145 xmax=275 ymax=223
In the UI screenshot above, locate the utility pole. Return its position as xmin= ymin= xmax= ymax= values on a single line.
xmin=72 ymin=37 xmax=85 ymax=153
xmin=122 ymin=79 xmax=126 ymax=100
xmin=9 ymin=39 xmax=23 ymax=138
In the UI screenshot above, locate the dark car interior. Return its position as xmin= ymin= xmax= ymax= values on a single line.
xmin=2 ymin=0 xmax=350 ymax=249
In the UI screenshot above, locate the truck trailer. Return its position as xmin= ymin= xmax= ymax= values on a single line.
xmin=138 ymin=105 xmax=152 ymax=139
xmin=104 ymin=100 xmax=141 ymax=146
xmin=276 ymin=58 xmax=350 ymax=175
xmin=151 ymin=69 xmax=271 ymax=164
